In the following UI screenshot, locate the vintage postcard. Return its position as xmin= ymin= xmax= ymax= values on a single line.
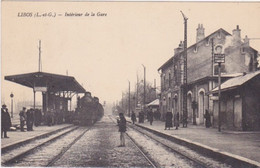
xmin=1 ymin=1 xmax=260 ymax=167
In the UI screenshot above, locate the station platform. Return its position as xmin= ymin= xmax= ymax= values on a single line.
xmin=1 ymin=124 xmax=73 ymax=150
xmin=126 ymin=117 xmax=260 ymax=167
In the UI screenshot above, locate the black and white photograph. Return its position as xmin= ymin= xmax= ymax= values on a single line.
xmin=1 ymin=1 xmax=260 ymax=167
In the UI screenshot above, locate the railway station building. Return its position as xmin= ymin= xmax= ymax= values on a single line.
xmin=158 ymin=25 xmax=259 ymax=129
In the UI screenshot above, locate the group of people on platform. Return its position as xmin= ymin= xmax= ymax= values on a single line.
xmin=130 ymin=108 xmax=161 ymax=125
xmin=165 ymin=111 xmax=180 ymax=130
xmin=19 ymin=107 xmax=40 ymax=132
xmin=129 ymin=108 xmax=212 ymax=130
xmin=1 ymin=103 xmax=77 ymax=138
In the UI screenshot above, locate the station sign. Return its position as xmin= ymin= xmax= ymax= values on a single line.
xmin=214 ymin=44 xmax=225 ymax=63
xmin=214 ymin=54 xmax=225 ymax=63
xmin=34 ymin=86 xmax=47 ymax=92
xmin=210 ymin=96 xmax=219 ymax=100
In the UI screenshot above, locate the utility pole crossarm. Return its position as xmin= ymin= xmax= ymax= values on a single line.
xmin=180 ymin=11 xmax=188 ymax=20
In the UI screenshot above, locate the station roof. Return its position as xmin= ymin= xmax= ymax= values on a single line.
xmin=158 ymin=28 xmax=231 ymax=71
xmin=5 ymin=71 xmax=86 ymax=93
xmin=147 ymin=99 xmax=159 ymax=107
xmin=211 ymin=71 xmax=260 ymax=93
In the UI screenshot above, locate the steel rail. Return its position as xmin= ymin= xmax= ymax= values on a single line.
xmin=125 ymin=132 xmax=157 ymax=168
xmin=127 ymin=123 xmax=208 ymax=168
xmin=1 ymin=125 xmax=74 ymax=154
xmin=108 ymin=115 xmax=157 ymax=168
xmin=2 ymin=126 xmax=79 ymax=166
xmin=46 ymin=127 xmax=91 ymax=167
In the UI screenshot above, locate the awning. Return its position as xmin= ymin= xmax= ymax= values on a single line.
xmin=5 ymin=71 xmax=86 ymax=93
xmin=147 ymin=99 xmax=159 ymax=107
xmin=211 ymin=71 xmax=260 ymax=94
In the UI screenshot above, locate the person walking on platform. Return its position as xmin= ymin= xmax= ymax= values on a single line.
xmin=131 ymin=111 xmax=136 ymax=124
xmin=46 ymin=111 xmax=52 ymax=126
xmin=165 ymin=111 xmax=173 ymax=130
xmin=34 ymin=109 xmax=42 ymax=127
xmin=138 ymin=111 xmax=144 ymax=123
xmin=19 ymin=107 xmax=26 ymax=132
xmin=26 ymin=109 xmax=34 ymax=131
xmin=174 ymin=112 xmax=179 ymax=130
xmin=204 ymin=110 xmax=211 ymax=128
xmin=1 ymin=104 xmax=12 ymax=138
xmin=118 ymin=113 xmax=126 ymax=147
xmin=149 ymin=110 xmax=154 ymax=125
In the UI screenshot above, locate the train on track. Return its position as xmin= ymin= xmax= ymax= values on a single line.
xmin=73 ymin=92 xmax=104 ymax=126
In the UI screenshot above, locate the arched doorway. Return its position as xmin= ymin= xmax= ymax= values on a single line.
xmin=198 ymin=89 xmax=205 ymax=125
xmin=174 ymin=94 xmax=178 ymax=114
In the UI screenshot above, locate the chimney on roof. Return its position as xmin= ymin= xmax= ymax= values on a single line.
xmin=174 ymin=41 xmax=184 ymax=55
xmin=232 ymin=25 xmax=241 ymax=46
xmin=244 ymin=35 xmax=250 ymax=46
xmin=196 ymin=24 xmax=205 ymax=42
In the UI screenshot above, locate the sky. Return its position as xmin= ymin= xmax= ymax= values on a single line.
xmin=1 ymin=1 xmax=260 ymax=110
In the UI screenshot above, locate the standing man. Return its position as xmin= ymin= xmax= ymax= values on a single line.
xmin=19 ymin=107 xmax=26 ymax=132
xmin=118 ymin=113 xmax=126 ymax=147
xmin=149 ymin=109 xmax=154 ymax=125
xmin=26 ymin=108 xmax=34 ymax=131
xmin=175 ymin=112 xmax=180 ymax=130
xmin=165 ymin=111 xmax=173 ymax=130
xmin=131 ymin=111 xmax=136 ymax=124
xmin=204 ymin=110 xmax=211 ymax=128
xmin=1 ymin=104 xmax=12 ymax=138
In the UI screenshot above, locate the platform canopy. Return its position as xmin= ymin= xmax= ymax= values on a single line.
xmin=147 ymin=99 xmax=159 ymax=107
xmin=5 ymin=71 xmax=86 ymax=93
xmin=211 ymin=71 xmax=260 ymax=93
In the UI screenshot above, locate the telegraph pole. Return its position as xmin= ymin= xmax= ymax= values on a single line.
xmin=136 ymin=73 xmax=139 ymax=108
xmin=128 ymin=81 xmax=131 ymax=117
xmin=218 ymin=63 xmax=222 ymax=132
xmin=142 ymin=64 xmax=146 ymax=112
xmin=154 ymin=79 xmax=157 ymax=98
xmin=181 ymin=11 xmax=188 ymax=127
xmin=38 ymin=40 xmax=42 ymax=72
xmin=213 ymin=44 xmax=225 ymax=132
xmin=121 ymin=92 xmax=123 ymax=109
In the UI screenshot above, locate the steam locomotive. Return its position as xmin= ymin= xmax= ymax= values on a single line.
xmin=73 ymin=92 xmax=104 ymax=126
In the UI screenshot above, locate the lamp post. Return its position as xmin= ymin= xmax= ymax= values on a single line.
xmin=10 ymin=93 xmax=14 ymax=118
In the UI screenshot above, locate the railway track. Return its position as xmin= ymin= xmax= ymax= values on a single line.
xmin=109 ymin=115 xmax=232 ymax=168
xmin=108 ymin=115 xmax=157 ymax=168
xmin=127 ymin=123 xmax=209 ymax=168
xmin=2 ymin=126 xmax=91 ymax=167
xmin=128 ymin=122 xmax=234 ymax=168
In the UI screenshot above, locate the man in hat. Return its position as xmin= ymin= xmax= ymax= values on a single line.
xmin=19 ymin=107 xmax=26 ymax=132
xmin=118 ymin=113 xmax=126 ymax=147
xmin=1 ymin=104 xmax=12 ymax=138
